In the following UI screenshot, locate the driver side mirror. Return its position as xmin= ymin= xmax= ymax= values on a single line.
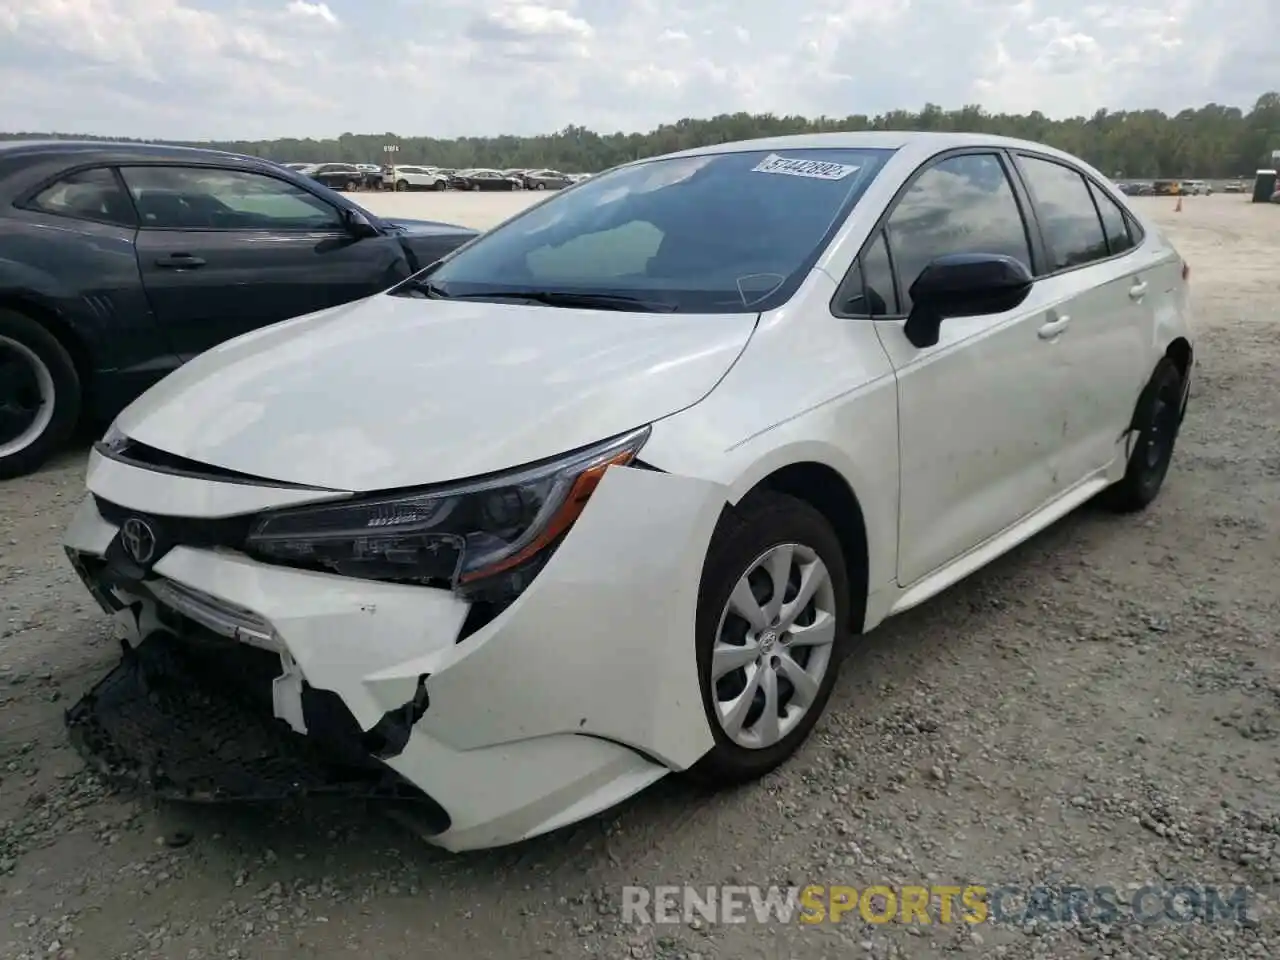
xmin=903 ymin=253 xmax=1034 ymax=348
xmin=343 ymin=207 xmax=380 ymax=239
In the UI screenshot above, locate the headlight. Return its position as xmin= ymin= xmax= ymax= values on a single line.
xmin=100 ymin=421 xmax=128 ymax=453
xmin=243 ymin=426 xmax=650 ymax=599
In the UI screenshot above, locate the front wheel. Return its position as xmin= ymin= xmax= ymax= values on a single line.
xmin=0 ymin=310 xmax=82 ymax=479
xmin=1100 ymin=357 xmax=1185 ymax=513
xmin=434 ymin=179 xmax=446 ymax=191
xmin=396 ymin=179 xmax=409 ymax=192
xmin=687 ymin=492 xmax=851 ymax=786
xmin=534 ymin=182 xmax=546 ymax=190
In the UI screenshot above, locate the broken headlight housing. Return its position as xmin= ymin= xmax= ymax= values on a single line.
xmin=243 ymin=426 xmax=650 ymax=601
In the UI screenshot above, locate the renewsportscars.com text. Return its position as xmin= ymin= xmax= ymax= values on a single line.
xmin=621 ymin=884 xmax=1255 ymax=927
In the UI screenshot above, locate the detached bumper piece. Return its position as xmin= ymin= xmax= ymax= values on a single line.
xmin=65 ymin=630 xmax=448 ymax=829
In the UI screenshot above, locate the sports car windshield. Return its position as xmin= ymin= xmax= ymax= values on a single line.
xmin=406 ymin=147 xmax=894 ymax=313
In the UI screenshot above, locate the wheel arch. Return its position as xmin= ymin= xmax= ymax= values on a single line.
xmin=0 ymin=294 xmax=93 ymax=399
xmin=736 ymin=461 xmax=870 ymax=636
xmin=1164 ymin=336 xmax=1192 ymax=379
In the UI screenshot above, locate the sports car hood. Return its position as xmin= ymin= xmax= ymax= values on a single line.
xmin=113 ymin=294 xmax=758 ymax=492
xmin=382 ymin=217 xmax=478 ymax=240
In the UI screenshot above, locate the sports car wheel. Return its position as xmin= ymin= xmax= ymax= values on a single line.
xmin=688 ymin=491 xmax=849 ymax=786
xmin=434 ymin=179 xmax=446 ymax=191
xmin=0 ymin=310 xmax=81 ymax=479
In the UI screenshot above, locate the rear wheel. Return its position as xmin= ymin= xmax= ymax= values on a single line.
xmin=687 ymin=492 xmax=850 ymax=786
xmin=434 ymin=179 xmax=446 ymax=191
xmin=535 ymin=182 xmax=546 ymax=190
xmin=397 ymin=179 xmax=409 ymax=191
xmin=1100 ymin=357 xmax=1184 ymax=512
xmin=344 ymin=180 xmax=357 ymax=192
xmin=0 ymin=309 xmax=82 ymax=479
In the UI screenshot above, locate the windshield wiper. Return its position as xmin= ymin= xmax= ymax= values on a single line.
xmin=442 ymin=289 xmax=678 ymax=313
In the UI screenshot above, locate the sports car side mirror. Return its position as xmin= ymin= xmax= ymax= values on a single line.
xmin=343 ymin=208 xmax=380 ymax=239
xmin=904 ymin=253 xmax=1034 ymax=348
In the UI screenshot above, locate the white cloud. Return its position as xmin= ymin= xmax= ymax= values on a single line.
xmin=285 ymin=0 xmax=336 ymax=25
xmin=0 ymin=0 xmax=1272 ymax=140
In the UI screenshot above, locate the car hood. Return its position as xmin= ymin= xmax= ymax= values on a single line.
xmin=382 ymin=218 xmax=478 ymax=239
xmin=114 ymin=294 xmax=759 ymax=492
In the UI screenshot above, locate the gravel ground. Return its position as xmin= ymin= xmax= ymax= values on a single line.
xmin=2 ymin=194 xmax=1278 ymax=960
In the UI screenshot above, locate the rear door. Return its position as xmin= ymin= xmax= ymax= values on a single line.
xmin=1009 ymin=153 xmax=1151 ymax=492
xmin=121 ymin=164 xmax=412 ymax=358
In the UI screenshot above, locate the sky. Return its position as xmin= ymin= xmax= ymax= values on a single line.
xmin=0 ymin=0 xmax=1273 ymax=141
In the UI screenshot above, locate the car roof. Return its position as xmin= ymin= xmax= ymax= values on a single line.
xmin=0 ymin=139 xmax=257 ymax=165
xmin=658 ymin=130 xmax=1090 ymax=167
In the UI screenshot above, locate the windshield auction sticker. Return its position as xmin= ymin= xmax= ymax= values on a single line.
xmin=751 ymin=154 xmax=861 ymax=180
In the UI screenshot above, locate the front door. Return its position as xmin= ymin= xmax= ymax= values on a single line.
xmin=872 ymin=151 xmax=1062 ymax=587
xmin=121 ymin=165 xmax=411 ymax=358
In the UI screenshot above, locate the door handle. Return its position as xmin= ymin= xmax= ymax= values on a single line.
xmin=155 ymin=254 xmax=206 ymax=269
xmin=1037 ymin=315 xmax=1070 ymax=340
xmin=1128 ymin=281 xmax=1148 ymax=300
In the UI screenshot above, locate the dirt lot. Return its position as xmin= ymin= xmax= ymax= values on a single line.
xmin=2 ymin=193 xmax=1278 ymax=960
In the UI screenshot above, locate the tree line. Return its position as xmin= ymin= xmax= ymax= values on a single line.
xmin=5 ymin=93 xmax=1278 ymax=179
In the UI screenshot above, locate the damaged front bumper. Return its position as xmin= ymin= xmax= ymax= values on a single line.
xmin=63 ymin=450 xmax=725 ymax=851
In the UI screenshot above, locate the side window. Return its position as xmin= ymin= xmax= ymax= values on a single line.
xmin=28 ymin=168 xmax=136 ymax=227
xmin=1088 ymin=180 xmax=1136 ymax=256
xmin=119 ymin=167 xmax=342 ymax=231
xmin=1015 ymin=156 xmax=1109 ymax=272
xmin=862 ymin=232 xmax=898 ymax=316
xmin=839 ymin=231 xmax=899 ymax=317
xmin=885 ymin=153 xmax=1032 ymax=314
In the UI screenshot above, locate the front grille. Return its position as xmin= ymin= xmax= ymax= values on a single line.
xmin=94 ymin=495 xmax=252 ymax=551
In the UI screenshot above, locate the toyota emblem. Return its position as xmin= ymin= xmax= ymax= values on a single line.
xmin=121 ymin=517 xmax=158 ymax=565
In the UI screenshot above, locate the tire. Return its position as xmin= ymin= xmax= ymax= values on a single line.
xmin=0 ymin=309 xmax=82 ymax=479
xmin=397 ymin=179 xmax=409 ymax=192
xmin=344 ymin=180 xmax=357 ymax=192
xmin=686 ymin=491 xmax=852 ymax=787
xmin=1099 ymin=356 xmax=1184 ymax=513
xmin=535 ymin=182 xmax=546 ymax=191
xmin=434 ymin=179 xmax=446 ymax=191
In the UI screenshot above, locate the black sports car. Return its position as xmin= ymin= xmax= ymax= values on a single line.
xmin=304 ymin=163 xmax=382 ymax=191
xmin=0 ymin=140 xmax=479 ymax=478
xmin=448 ymin=169 xmax=523 ymax=191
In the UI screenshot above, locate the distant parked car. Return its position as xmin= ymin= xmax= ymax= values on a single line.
xmin=522 ymin=169 xmax=574 ymax=190
xmin=1222 ymin=181 xmax=1247 ymax=193
xmin=1181 ymin=180 xmax=1211 ymax=196
xmin=387 ymin=165 xmax=449 ymax=191
xmin=0 ymin=139 xmax=478 ymax=477
xmin=450 ymin=169 xmax=522 ymax=191
xmin=306 ymin=163 xmax=380 ymax=191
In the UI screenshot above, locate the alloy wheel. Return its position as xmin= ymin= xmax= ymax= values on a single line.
xmin=710 ymin=542 xmax=838 ymax=749
xmin=0 ymin=334 xmax=56 ymax=459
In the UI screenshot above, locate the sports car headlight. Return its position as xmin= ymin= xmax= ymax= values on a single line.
xmin=243 ymin=426 xmax=650 ymax=597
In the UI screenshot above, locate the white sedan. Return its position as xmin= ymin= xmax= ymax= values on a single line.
xmin=63 ymin=131 xmax=1193 ymax=851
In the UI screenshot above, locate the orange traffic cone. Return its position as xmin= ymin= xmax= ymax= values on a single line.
xmin=1175 ymin=195 xmax=1183 ymax=212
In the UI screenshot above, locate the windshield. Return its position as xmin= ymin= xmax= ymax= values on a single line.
xmin=405 ymin=147 xmax=894 ymax=313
